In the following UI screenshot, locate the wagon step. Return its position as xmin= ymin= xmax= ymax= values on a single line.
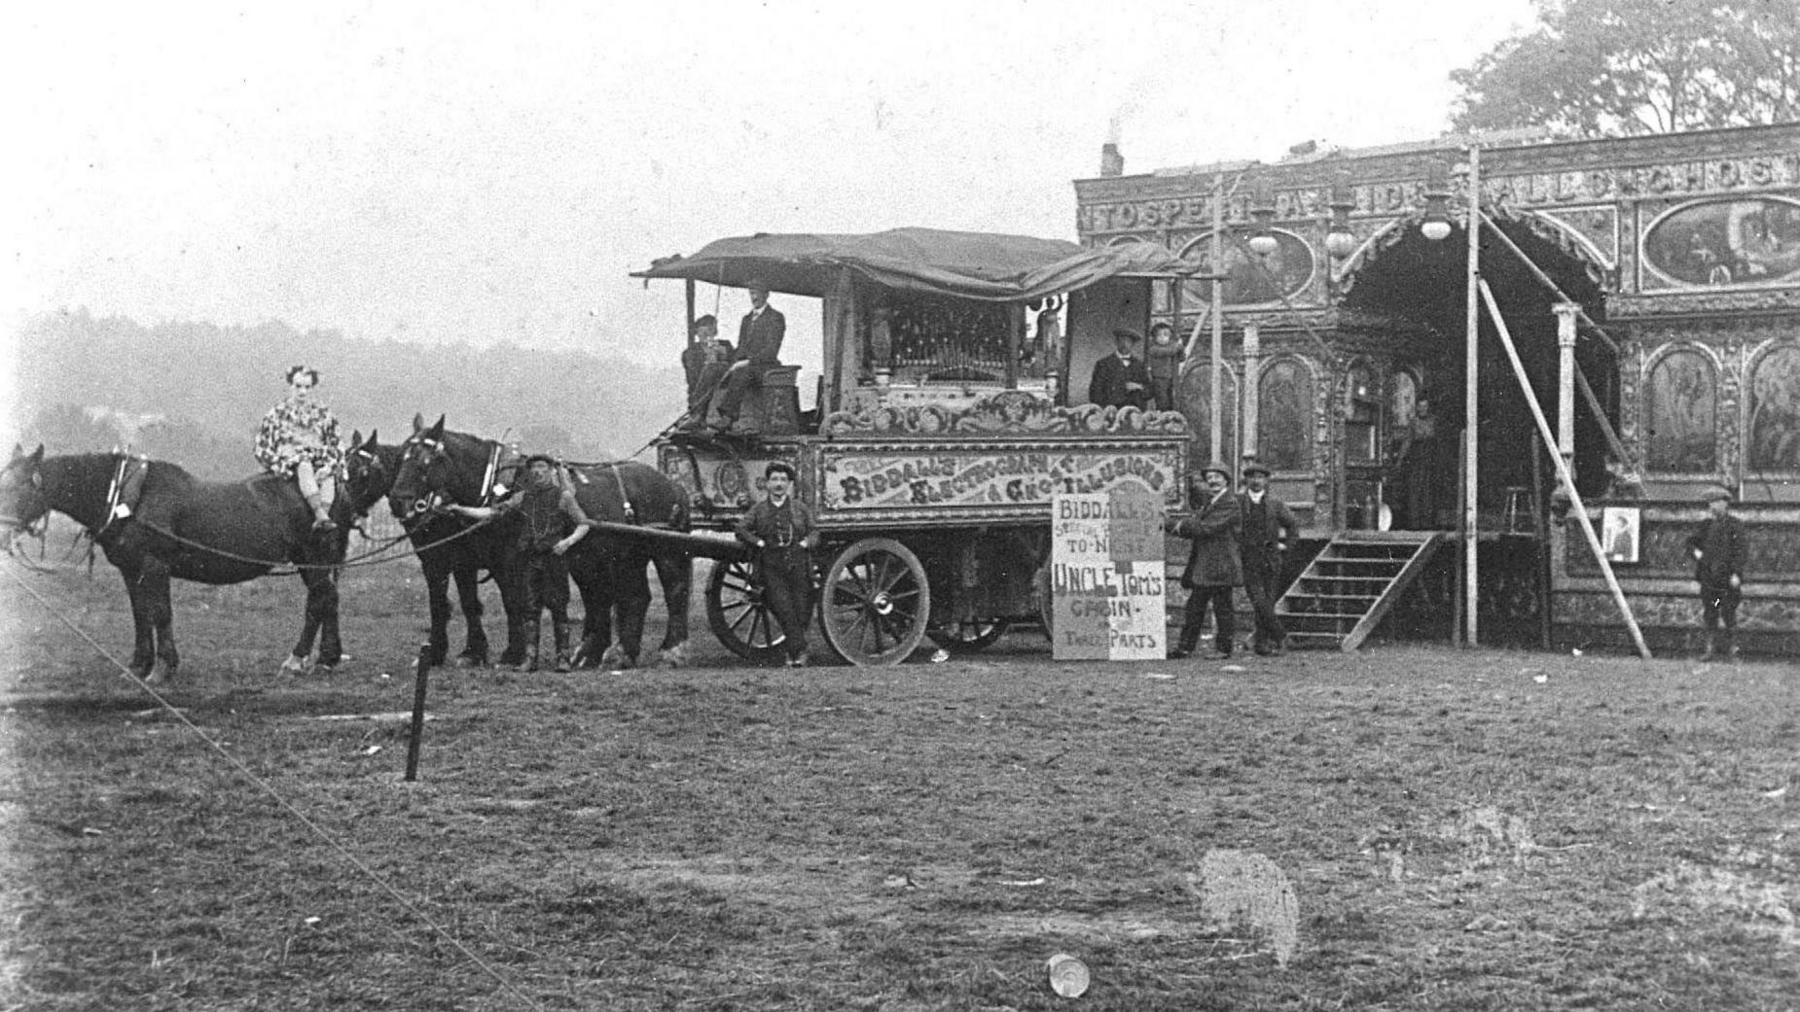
xmin=1278 ymin=532 xmax=1442 ymax=652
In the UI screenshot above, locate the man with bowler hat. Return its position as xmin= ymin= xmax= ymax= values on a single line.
xmin=710 ymin=279 xmax=787 ymax=433
xmin=1686 ymin=484 xmax=1747 ymax=660
xmin=735 ymin=460 xmax=819 ymax=667
xmin=1088 ymin=328 xmax=1153 ymax=411
xmin=1167 ymin=461 xmax=1243 ymax=659
xmin=1238 ymin=458 xmax=1299 ymax=656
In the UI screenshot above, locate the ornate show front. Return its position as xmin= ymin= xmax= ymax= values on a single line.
xmin=1075 ymin=124 xmax=1799 ymax=655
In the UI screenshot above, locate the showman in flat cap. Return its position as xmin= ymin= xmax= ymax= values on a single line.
xmin=1685 ymin=484 xmax=1747 ymax=660
xmin=1088 ymin=328 xmax=1153 ymax=411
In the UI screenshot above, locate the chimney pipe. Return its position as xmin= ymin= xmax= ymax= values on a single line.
xmin=1100 ymin=143 xmax=1123 ymax=177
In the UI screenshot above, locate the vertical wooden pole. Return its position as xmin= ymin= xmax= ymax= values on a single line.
xmin=1241 ymin=322 xmax=1261 ymax=461
xmin=1462 ymin=146 xmax=1481 ymax=648
xmin=405 ymin=644 xmax=433 ymax=782
xmin=1211 ymin=173 xmax=1225 ymax=466
xmin=684 ymin=279 xmax=696 ymax=346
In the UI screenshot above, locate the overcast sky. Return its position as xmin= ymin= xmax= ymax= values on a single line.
xmin=5 ymin=0 xmax=1537 ymax=402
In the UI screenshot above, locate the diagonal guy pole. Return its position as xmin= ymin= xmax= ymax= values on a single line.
xmin=1477 ymin=278 xmax=1652 ymax=659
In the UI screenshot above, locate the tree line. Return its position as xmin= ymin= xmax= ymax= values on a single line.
xmin=9 ymin=309 xmax=683 ymax=480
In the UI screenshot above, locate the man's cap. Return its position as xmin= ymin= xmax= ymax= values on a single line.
xmin=746 ymin=277 xmax=771 ymax=291
xmin=1112 ymin=328 xmax=1143 ymax=344
xmin=523 ymin=453 xmax=558 ymax=467
xmin=1700 ymin=484 xmax=1733 ymax=503
xmin=1199 ymin=461 xmax=1231 ymax=479
xmin=765 ymin=461 xmax=798 ymax=480
xmin=692 ymin=314 xmax=717 ymax=333
xmin=1241 ymin=459 xmax=1271 ymax=477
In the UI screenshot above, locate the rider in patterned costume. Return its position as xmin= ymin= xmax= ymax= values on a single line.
xmin=254 ymin=365 xmax=344 ymax=531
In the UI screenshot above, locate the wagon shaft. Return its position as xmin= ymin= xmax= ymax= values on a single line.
xmin=586 ymin=519 xmax=749 ymax=561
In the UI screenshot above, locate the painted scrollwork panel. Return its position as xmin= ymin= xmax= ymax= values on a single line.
xmin=1258 ymin=356 xmax=1314 ymax=473
xmin=1747 ymin=341 xmax=1800 ymax=474
xmin=1642 ymin=346 xmax=1718 ymax=474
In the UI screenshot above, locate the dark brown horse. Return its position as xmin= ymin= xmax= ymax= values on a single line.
xmin=0 ymin=444 xmax=359 ymax=682
xmin=389 ymin=417 xmax=693 ymax=669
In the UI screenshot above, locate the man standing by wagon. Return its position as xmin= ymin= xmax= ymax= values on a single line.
xmin=736 ymin=461 xmax=819 ymax=667
xmin=709 ymin=279 xmax=787 ymax=434
xmin=1238 ymin=459 xmax=1299 ymax=656
xmin=1167 ymin=462 xmax=1243 ymax=660
xmin=449 ymin=454 xmax=593 ymax=672
xmin=1686 ymin=485 xmax=1747 ymax=660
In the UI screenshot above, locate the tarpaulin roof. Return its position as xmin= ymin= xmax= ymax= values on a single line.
xmin=631 ymin=227 xmax=1199 ymax=302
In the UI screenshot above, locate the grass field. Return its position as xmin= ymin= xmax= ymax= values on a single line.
xmin=1 ymin=554 xmax=1797 ymax=1010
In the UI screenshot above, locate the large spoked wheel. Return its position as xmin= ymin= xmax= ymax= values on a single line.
xmin=820 ymin=537 xmax=931 ymax=666
xmin=706 ymin=557 xmax=787 ymax=664
xmin=927 ymin=618 xmax=1010 ymax=654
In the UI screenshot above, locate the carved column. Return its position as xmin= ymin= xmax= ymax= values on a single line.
xmin=1241 ymin=322 xmax=1261 ymax=463
xmin=1553 ymin=302 xmax=1580 ymax=488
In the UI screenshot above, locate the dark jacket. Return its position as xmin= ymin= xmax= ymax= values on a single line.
xmin=1169 ymin=487 xmax=1243 ymax=588
xmin=1238 ymin=489 xmax=1301 ymax=558
xmin=734 ymin=496 xmax=817 ymax=554
xmin=1686 ymin=513 xmax=1746 ymax=588
xmin=1088 ymin=352 xmax=1152 ymax=410
xmin=736 ymin=305 xmax=787 ymax=369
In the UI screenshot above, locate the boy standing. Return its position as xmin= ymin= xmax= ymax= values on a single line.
xmin=1686 ymin=485 xmax=1747 ymax=660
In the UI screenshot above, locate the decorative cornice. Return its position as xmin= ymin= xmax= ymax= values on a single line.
xmin=821 ymin=389 xmax=1190 ymax=438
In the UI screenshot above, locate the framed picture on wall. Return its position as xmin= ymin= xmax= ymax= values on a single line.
xmin=1602 ymin=506 xmax=1641 ymax=564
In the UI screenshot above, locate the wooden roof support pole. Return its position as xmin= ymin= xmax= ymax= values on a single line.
xmin=1479 ymin=278 xmax=1652 ymax=660
xmin=1210 ymin=173 xmax=1225 ymax=467
xmin=1462 ymin=146 xmax=1481 ymax=649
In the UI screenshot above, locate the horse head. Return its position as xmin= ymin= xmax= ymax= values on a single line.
xmin=0 ymin=444 xmax=50 ymax=549
xmin=343 ymin=429 xmax=403 ymax=522
xmin=388 ymin=416 xmax=495 ymax=521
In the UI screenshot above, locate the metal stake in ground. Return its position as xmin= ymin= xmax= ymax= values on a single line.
xmin=406 ymin=644 xmax=433 ymax=781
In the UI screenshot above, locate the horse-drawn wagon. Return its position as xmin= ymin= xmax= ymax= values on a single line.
xmin=635 ymin=228 xmax=1201 ymax=666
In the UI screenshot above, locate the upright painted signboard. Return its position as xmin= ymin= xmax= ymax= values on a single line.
xmin=1051 ymin=482 xmax=1167 ymax=660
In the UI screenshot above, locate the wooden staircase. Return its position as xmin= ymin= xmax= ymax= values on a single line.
xmin=1278 ymin=532 xmax=1443 ymax=652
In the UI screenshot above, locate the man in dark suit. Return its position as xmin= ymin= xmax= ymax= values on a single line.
xmin=709 ymin=279 xmax=787 ymax=433
xmin=1088 ymin=328 xmax=1152 ymax=410
xmin=1238 ymin=458 xmax=1300 ymax=655
xmin=1166 ymin=462 xmax=1243 ymax=659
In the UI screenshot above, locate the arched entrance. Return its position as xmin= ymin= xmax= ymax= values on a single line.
xmin=1336 ymin=209 xmax=1616 ymax=531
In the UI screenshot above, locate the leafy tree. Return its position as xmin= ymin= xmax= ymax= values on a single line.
xmin=1451 ymin=0 xmax=1800 ymax=137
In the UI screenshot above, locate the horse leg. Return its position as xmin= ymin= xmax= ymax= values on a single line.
xmin=301 ymin=567 xmax=343 ymax=671
xmin=602 ymin=559 xmax=651 ymax=671
xmin=453 ymin=567 xmax=489 ymax=667
xmin=493 ymin=562 xmax=529 ymax=668
xmin=424 ymin=568 xmax=453 ymax=668
xmin=120 ymin=565 xmax=157 ymax=678
xmin=139 ymin=560 xmax=179 ymax=683
xmin=567 ymin=556 xmax=606 ymax=669
xmin=651 ymin=551 xmax=693 ymax=668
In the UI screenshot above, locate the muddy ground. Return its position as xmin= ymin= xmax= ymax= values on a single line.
xmin=1 ymin=557 xmax=1797 ymax=1010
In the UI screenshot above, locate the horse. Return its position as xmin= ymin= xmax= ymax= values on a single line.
xmin=389 ymin=417 xmax=693 ymax=669
xmin=0 ymin=443 xmax=357 ymax=682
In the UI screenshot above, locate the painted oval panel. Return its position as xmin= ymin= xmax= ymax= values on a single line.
xmin=1178 ymin=362 xmax=1238 ymax=470
xmin=1643 ymin=197 xmax=1800 ymax=288
xmin=1177 ymin=230 xmax=1316 ymax=308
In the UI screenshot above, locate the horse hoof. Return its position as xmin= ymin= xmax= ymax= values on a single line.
xmin=279 ymin=654 xmax=312 ymax=676
xmin=453 ymin=656 xmax=482 ymax=669
xmin=653 ymin=644 xmax=689 ymax=669
xmin=599 ymin=646 xmax=634 ymax=671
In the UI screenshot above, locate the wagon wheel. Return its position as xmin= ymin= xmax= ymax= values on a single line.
xmin=820 ymin=537 xmax=931 ymax=666
xmin=927 ymin=618 xmax=1010 ymax=654
xmin=705 ymin=557 xmax=787 ymax=664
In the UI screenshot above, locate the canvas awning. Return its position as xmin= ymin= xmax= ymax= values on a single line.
xmin=632 ymin=227 xmax=1200 ymax=302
